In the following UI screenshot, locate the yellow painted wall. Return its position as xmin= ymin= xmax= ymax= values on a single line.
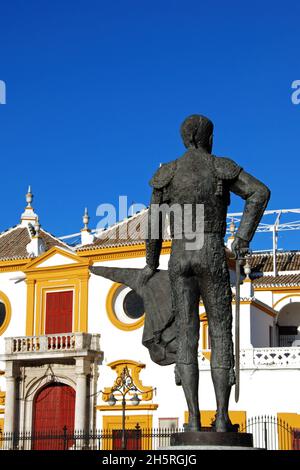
xmin=277 ymin=413 xmax=300 ymax=450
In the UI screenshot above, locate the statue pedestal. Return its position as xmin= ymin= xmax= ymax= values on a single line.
xmin=164 ymin=431 xmax=255 ymax=450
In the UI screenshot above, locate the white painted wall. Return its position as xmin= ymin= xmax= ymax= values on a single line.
xmin=254 ymin=289 xmax=274 ymax=307
xmin=0 ymin=270 xmax=27 ymax=393
xmin=0 ymin=271 xmax=27 ymax=354
xmin=38 ymin=252 xmax=77 ymax=267
xmin=250 ymin=307 xmax=274 ymax=347
xmin=198 ymin=367 xmax=300 ymax=418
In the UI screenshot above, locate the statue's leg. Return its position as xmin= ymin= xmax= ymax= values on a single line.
xmin=198 ymin=236 xmax=235 ymax=432
xmin=169 ymin=258 xmax=201 ymax=432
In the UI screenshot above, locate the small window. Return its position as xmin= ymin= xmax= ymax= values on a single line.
xmin=106 ymin=284 xmax=145 ymax=331
xmin=0 ymin=292 xmax=11 ymax=336
xmin=123 ymin=290 xmax=144 ymax=320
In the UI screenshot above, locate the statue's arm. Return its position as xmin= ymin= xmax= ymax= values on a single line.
xmin=145 ymin=188 xmax=164 ymax=270
xmin=229 ymin=170 xmax=271 ymax=243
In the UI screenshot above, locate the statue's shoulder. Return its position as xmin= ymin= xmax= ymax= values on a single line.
xmin=213 ymin=156 xmax=242 ymax=180
xmin=149 ymin=160 xmax=177 ymax=189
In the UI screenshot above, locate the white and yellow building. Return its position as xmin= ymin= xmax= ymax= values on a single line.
xmin=0 ymin=189 xmax=300 ymax=448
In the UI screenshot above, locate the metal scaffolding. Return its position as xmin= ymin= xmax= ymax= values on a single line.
xmin=227 ymin=209 xmax=300 ymax=276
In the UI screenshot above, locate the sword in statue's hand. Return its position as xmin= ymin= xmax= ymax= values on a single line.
xmin=231 ymin=237 xmax=249 ymax=403
xmin=235 ymin=255 xmax=243 ymax=403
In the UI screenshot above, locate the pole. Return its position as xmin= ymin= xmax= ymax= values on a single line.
xmin=121 ymin=396 xmax=126 ymax=450
xmin=235 ymin=258 xmax=241 ymax=403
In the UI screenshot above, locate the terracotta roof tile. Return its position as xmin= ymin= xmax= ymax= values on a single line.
xmin=250 ymin=252 xmax=300 ymax=273
xmin=253 ymin=274 xmax=300 ymax=287
xmin=0 ymin=227 xmax=31 ymax=260
xmin=0 ymin=225 xmax=69 ymax=261
xmin=77 ymin=209 xmax=171 ymax=251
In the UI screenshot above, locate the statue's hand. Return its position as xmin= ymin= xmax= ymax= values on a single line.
xmin=138 ymin=265 xmax=156 ymax=287
xmin=231 ymin=237 xmax=249 ymax=259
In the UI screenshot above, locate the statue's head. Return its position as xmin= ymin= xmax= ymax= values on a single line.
xmin=180 ymin=114 xmax=214 ymax=152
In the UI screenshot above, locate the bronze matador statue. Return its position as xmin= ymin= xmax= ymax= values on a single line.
xmin=91 ymin=114 xmax=270 ymax=434
xmin=138 ymin=114 xmax=270 ymax=432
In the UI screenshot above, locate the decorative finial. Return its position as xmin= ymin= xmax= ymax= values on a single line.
xmin=229 ymin=218 xmax=236 ymax=236
xmin=243 ymin=256 xmax=251 ymax=279
xmin=34 ymin=216 xmax=41 ymax=236
xmin=26 ymin=185 xmax=33 ymax=208
xmin=83 ymin=207 xmax=90 ymax=230
xmin=21 ymin=186 xmax=38 ymax=226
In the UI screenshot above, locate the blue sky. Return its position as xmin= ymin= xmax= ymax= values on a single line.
xmin=0 ymin=0 xmax=299 ymax=250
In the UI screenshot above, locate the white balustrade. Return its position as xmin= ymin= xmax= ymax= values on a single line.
xmin=4 ymin=332 xmax=101 ymax=355
xmin=199 ymin=347 xmax=300 ymax=369
xmin=252 ymin=347 xmax=300 ymax=367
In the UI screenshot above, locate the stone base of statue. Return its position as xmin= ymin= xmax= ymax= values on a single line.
xmin=162 ymin=431 xmax=256 ymax=450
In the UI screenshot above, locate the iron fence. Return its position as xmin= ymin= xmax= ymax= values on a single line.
xmin=0 ymin=416 xmax=299 ymax=450
xmin=0 ymin=427 xmax=184 ymax=451
xmin=240 ymin=415 xmax=300 ymax=450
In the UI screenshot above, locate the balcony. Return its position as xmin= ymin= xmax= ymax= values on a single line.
xmin=1 ymin=332 xmax=101 ymax=362
xmin=199 ymin=347 xmax=300 ymax=370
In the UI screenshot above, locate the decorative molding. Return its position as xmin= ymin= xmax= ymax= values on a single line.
xmin=255 ymin=286 xmax=300 ymax=292
xmin=0 ymin=259 xmax=30 ymax=272
xmin=24 ymin=247 xmax=90 ymax=336
xmin=78 ymin=241 xmax=172 ymax=262
xmin=102 ymin=360 xmax=154 ymax=402
xmin=97 ymin=404 xmax=158 ymax=411
xmin=0 ymin=391 xmax=5 ymax=406
xmin=273 ymin=294 xmax=300 ymax=309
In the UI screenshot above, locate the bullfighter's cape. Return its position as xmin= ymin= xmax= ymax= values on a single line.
xmin=90 ymin=266 xmax=176 ymax=366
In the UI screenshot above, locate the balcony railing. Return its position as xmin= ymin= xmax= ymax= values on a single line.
xmin=199 ymin=346 xmax=300 ymax=369
xmin=3 ymin=333 xmax=101 ymax=358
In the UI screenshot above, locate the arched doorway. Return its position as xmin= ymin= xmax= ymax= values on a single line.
xmin=33 ymin=383 xmax=75 ymax=449
xmin=277 ymin=302 xmax=300 ymax=346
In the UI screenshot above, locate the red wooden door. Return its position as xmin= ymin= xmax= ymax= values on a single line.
xmin=33 ymin=383 xmax=75 ymax=450
xmin=45 ymin=291 xmax=73 ymax=334
xmin=112 ymin=429 xmax=141 ymax=450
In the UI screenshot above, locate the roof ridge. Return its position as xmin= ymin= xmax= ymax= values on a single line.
xmin=39 ymin=227 xmax=74 ymax=251
xmin=252 ymin=250 xmax=300 ymax=256
xmin=0 ymin=224 xmax=25 ymax=239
